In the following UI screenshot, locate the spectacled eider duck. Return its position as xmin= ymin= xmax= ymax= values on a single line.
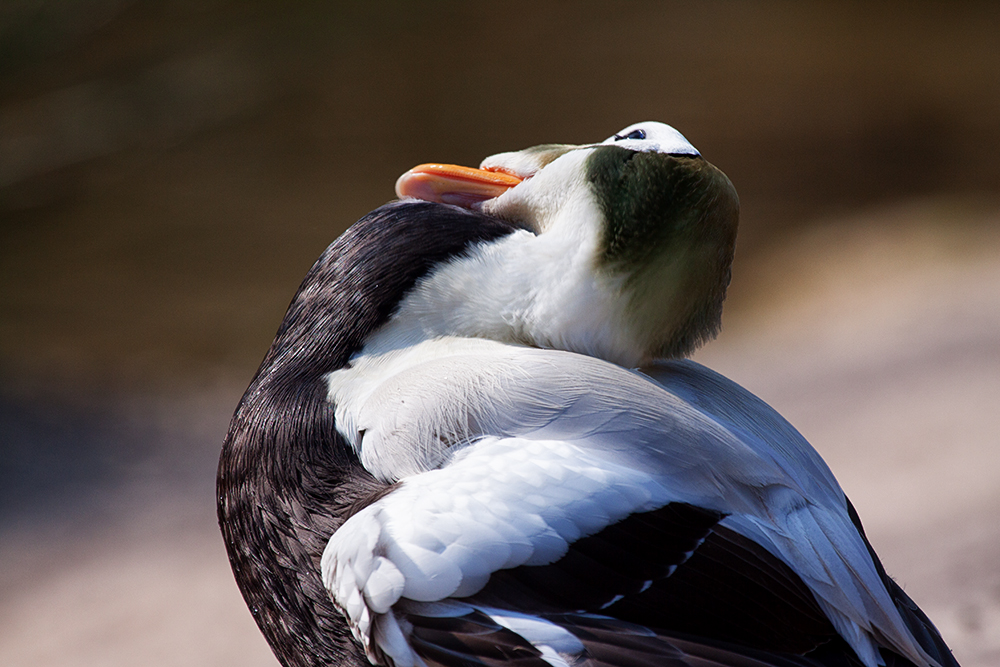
xmin=217 ymin=122 xmax=959 ymax=667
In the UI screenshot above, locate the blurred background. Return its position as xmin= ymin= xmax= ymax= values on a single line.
xmin=1 ymin=1 xmax=998 ymax=665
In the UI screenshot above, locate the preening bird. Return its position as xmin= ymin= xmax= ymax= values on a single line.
xmin=217 ymin=122 xmax=959 ymax=667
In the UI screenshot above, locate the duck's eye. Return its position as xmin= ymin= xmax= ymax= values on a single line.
xmin=614 ymin=129 xmax=647 ymax=141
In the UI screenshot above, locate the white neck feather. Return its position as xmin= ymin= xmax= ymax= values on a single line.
xmin=358 ymin=150 xmax=655 ymax=367
xmin=361 ymin=226 xmax=643 ymax=369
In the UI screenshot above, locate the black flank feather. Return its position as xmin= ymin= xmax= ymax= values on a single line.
xmin=217 ymin=201 xmax=524 ymax=667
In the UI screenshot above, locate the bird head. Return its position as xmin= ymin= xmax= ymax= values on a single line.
xmin=392 ymin=122 xmax=739 ymax=366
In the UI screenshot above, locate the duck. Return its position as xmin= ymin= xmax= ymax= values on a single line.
xmin=217 ymin=122 xmax=959 ymax=667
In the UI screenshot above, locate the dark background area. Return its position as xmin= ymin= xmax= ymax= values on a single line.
xmin=1 ymin=2 xmax=998 ymax=665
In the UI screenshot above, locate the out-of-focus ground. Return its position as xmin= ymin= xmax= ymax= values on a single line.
xmin=699 ymin=204 xmax=1000 ymax=667
xmin=0 ymin=2 xmax=997 ymax=666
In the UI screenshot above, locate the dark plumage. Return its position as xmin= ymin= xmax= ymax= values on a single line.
xmin=218 ymin=202 xmax=523 ymax=666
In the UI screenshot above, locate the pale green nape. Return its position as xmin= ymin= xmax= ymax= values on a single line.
xmin=585 ymin=145 xmax=740 ymax=358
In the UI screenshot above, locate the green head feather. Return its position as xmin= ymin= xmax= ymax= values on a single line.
xmin=587 ymin=145 xmax=740 ymax=358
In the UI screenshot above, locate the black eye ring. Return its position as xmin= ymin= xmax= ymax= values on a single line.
xmin=614 ymin=129 xmax=646 ymax=141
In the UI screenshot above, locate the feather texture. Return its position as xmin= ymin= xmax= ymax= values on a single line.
xmin=322 ymin=339 xmax=940 ymax=667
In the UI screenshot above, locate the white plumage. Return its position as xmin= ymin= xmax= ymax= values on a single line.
xmin=322 ymin=337 xmax=932 ymax=667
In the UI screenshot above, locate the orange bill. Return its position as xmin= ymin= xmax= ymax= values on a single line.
xmin=395 ymin=163 xmax=522 ymax=207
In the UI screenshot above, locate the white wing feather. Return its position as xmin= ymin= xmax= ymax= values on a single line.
xmin=322 ymin=338 xmax=935 ymax=667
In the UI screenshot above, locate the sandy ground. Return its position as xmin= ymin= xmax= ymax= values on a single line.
xmin=697 ymin=202 xmax=1000 ymax=666
xmin=0 ymin=201 xmax=997 ymax=666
